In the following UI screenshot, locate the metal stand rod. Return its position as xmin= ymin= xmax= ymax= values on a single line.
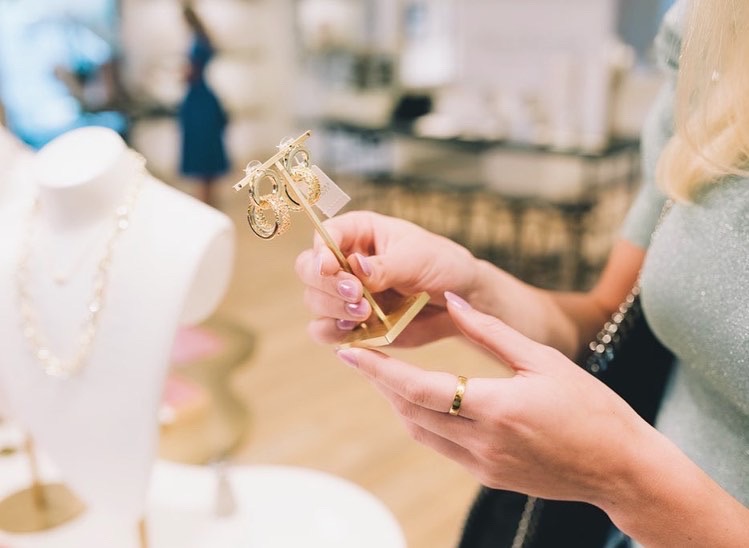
xmin=274 ymin=160 xmax=390 ymax=327
xmin=139 ymin=517 xmax=149 ymax=548
xmin=24 ymin=437 xmax=46 ymax=509
xmin=232 ymin=131 xmax=312 ymax=191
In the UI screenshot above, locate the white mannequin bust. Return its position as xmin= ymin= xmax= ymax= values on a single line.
xmin=0 ymin=126 xmax=235 ymax=546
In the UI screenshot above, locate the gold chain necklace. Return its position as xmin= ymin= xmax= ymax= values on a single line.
xmin=16 ymin=154 xmax=145 ymax=378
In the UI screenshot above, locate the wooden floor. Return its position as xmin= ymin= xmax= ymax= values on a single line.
xmin=192 ymin=177 xmax=508 ymax=548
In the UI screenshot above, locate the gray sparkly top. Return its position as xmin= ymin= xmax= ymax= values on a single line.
xmin=620 ymin=2 xmax=749 ymax=508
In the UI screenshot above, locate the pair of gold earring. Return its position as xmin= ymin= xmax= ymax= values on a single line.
xmin=245 ymin=164 xmax=320 ymax=239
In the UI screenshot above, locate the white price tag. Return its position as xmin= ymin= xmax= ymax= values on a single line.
xmin=311 ymin=165 xmax=350 ymax=218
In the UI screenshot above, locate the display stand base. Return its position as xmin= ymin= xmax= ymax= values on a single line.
xmin=339 ymin=292 xmax=431 ymax=348
xmin=0 ymin=482 xmax=85 ymax=533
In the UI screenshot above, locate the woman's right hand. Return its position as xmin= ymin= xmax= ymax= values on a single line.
xmin=294 ymin=211 xmax=480 ymax=346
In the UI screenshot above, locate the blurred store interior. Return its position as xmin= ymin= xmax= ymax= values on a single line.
xmin=0 ymin=0 xmax=675 ymax=547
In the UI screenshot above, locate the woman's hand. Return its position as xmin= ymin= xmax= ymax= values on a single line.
xmin=334 ymin=292 xmax=749 ymax=548
xmin=294 ymin=211 xmax=479 ymax=346
xmin=335 ymin=291 xmax=651 ymax=504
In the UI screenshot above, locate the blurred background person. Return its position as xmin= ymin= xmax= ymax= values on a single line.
xmin=177 ymin=3 xmax=230 ymax=207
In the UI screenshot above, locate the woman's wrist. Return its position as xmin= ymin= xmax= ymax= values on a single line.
xmin=465 ymin=259 xmax=579 ymax=353
xmin=594 ymin=424 xmax=749 ymax=547
xmin=466 ymin=259 xmax=527 ymax=326
xmin=464 ymin=258 xmax=493 ymax=308
xmin=586 ymin=419 xmax=664 ymax=514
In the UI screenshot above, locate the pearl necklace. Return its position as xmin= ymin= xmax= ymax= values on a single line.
xmin=16 ymin=154 xmax=145 ymax=378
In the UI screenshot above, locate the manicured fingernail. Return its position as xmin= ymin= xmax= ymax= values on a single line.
xmin=337 ymin=280 xmax=359 ymax=301
xmin=336 ymin=349 xmax=359 ymax=368
xmin=316 ymin=254 xmax=324 ymax=276
xmin=336 ymin=319 xmax=358 ymax=331
xmin=444 ymin=291 xmax=471 ymax=310
xmin=345 ymin=300 xmax=369 ymax=318
xmin=355 ymin=254 xmax=373 ymax=277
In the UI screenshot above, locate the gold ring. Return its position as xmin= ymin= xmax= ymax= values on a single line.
xmin=448 ymin=376 xmax=468 ymax=416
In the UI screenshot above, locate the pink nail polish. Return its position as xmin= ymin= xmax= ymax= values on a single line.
xmin=345 ymin=300 xmax=369 ymax=318
xmin=356 ymin=254 xmax=373 ymax=277
xmin=336 ymin=349 xmax=359 ymax=367
xmin=337 ymin=280 xmax=359 ymax=300
xmin=444 ymin=291 xmax=471 ymax=310
xmin=336 ymin=319 xmax=358 ymax=331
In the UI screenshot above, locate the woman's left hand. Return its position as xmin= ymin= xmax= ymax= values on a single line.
xmin=335 ymin=291 xmax=653 ymax=506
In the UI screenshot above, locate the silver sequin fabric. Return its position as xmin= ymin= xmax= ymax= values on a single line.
xmin=619 ymin=1 xmax=749 ymax=508
xmin=640 ymin=179 xmax=749 ymax=506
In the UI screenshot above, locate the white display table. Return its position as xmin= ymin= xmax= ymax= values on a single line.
xmin=146 ymin=461 xmax=406 ymax=548
xmin=0 ymin=450 xmax=406 ymax=548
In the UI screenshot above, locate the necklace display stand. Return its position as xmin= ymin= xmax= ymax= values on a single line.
xmin=0 ymin=126 xmax=235 ymax=547
xmin=0 ymin=437 xmax=84 ymax=533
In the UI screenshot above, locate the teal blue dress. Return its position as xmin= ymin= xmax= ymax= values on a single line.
xmin=178 ymin=34 xmax=229 ymax=178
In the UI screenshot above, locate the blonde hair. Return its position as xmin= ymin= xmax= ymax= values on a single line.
xmin=656 ymin=0 xmax=749 ymax=201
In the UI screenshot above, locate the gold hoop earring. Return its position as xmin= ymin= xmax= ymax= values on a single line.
xmin=282 ymin=145 xmax=311 ymax=172
xmin=247 ymin=194 xmax=290 ymax=239
xmin=285 ymin=165 xmax=321 ymax=209
xmin=248 ymin=168 xmax=280 ymax=208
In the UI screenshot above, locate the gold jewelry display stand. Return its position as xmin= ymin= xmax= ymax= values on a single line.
xmin=0 ymin=437 xmax=85 ymax=533
xmin=234 ymin=130 xmax=429 ymax=348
